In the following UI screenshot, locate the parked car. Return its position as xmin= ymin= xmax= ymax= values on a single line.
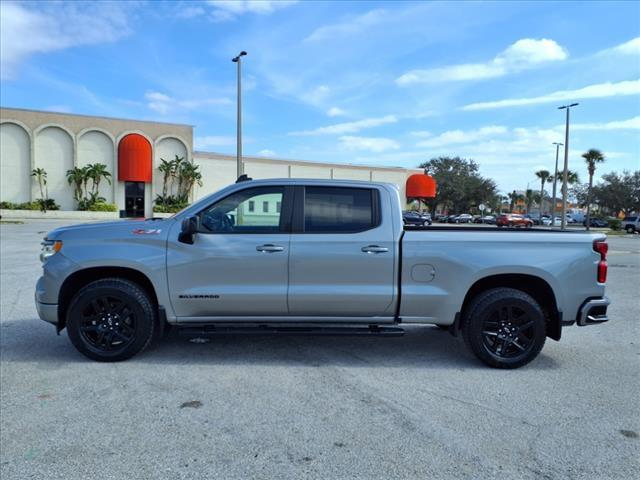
xmin=36 ymin=178 xmax=610 ymax=369
xmin=447 ymin=215 xmax=459 ymax=223
xmin=474 ymin=215 xmax=496 ymax=224
xmin=403 ymin=211 xmax=432 ymax=226
xmin=583 ymin=218 xmax=609 ymax=228
xmin=525 ymin=213 xmax=542 ymax=225
xmin=454 ymin=213 xmax=473 ymax=224
xmin=435 ymin=214 xmax=449 ymax=222
xmin=496 ymin=214 xmax=534 ymax=228
xmin=622 ymin=216 xmax=639 ymax=233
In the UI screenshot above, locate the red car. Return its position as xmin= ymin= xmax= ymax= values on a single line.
xmin=496 ymin=214 xmax=534 ymax=228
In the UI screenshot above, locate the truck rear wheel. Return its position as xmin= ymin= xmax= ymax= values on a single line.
xmin=66 ymin=278 xmax=156 ymax=362
xmin=462 ymin=288 xmax=546 ymax=369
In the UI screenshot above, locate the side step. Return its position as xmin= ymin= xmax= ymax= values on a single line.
xmin=178 ymin=324 xmax=405 ymax=337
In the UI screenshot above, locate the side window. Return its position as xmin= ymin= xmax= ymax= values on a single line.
xmin=199 ymin=186 xmax=285 ymax=234
xmin=304 ymin=186 xmax=377 ymax=233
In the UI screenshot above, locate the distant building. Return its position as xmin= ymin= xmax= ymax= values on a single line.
xmin=1 ymin=107 xmax=421 ymax=217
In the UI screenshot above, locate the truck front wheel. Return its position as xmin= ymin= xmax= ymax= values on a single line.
xmin=66 ymin=278 xmax=156 ymax=362
xmin=462 ymin=288 xmax=546 ymax=369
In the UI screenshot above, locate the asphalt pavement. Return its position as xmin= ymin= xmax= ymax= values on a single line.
xmin=1 ymin=220 xmax=638 ymax=479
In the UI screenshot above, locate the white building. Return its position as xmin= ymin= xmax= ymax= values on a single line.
xmin=1 ymin=107 xmax=422 ymax=217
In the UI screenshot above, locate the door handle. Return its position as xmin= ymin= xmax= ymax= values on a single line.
xmin=361 ymin=245 xmax=389 ymax=254
xmin=256 ymin=244 xmax=284 ymax=253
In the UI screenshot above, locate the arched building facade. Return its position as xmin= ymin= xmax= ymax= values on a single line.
xmin=1 ymin=107 xmax=422 ymax=217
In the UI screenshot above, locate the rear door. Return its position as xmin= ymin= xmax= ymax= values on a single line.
xmin=287 ymin=185 xmax=397 ymax=318
xmin=167 ymin=185 xmax=292 ymax=318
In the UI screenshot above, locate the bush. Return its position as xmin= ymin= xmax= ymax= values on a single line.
xmin=0 ymin=200 xmax=59 ymax=211
xmin=153 ymin=203 xmax=187 ymax=213
xmin=608 ymin=218 xmax=621 ymax=231
xmin=88 ymin=202 xmax=118 ymax=212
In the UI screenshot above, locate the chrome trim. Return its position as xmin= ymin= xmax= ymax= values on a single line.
xmin=577 ymin=297 xmax=610 ymax=326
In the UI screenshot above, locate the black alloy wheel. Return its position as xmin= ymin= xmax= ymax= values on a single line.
xmin=66 ymin=278 xmax=156 ymax=362
xmin=462 ymin=288 xmax=546 ymax=368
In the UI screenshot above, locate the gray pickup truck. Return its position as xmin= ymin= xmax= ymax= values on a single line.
xmin=36 ymin=178 xmax=610 ymax=368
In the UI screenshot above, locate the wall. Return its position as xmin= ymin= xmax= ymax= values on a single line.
xmin=0 ymin=122 xmax=30 ymax=203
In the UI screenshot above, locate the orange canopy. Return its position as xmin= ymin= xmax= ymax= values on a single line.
xmin=406 ymin=173 xmax=436 ymax=199
xmin=118 ymin=134 xmax=152 ymax=183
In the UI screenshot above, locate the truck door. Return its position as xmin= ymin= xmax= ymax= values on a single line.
xmin=287 ymin=185 xmax=397 ymax=318
xmin=166 ymin=185 xmax=292 ymax=318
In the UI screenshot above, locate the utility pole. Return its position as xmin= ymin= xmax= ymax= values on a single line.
xmin=232 ymin=51 xmax=247 ymax=179
xmin=558 ymin=103 xmax=578 ymax=230
xmin=550 ymin=142 xmax=563 ymax=226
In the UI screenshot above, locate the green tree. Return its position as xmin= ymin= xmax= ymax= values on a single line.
xmin=419 ymin=157 xmax=496 ymax=214
xmin=66 ymin=166 xmax=87 ymax=202
xmin=31 ymin=168 xmax=49 ymax=212
xmin=87 ymin=163 xmax=112 ymax=197
xmin=524 ymin=189 xmax=536 ymax=214
xmin=592 ymin=170 xmax=640 ymax=216
xmin=581 ymin=149 xmax=605 ymax=230
xmin=535 ymin=169 xmax=551 ymax=214
xmin=508 ymin=190 xmax=523 ymax=213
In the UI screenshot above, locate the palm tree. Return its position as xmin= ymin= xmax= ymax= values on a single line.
xmin=31 ymin=168 xmax=48 ymax=201
xmin=66 ymin=166 xmax=88 ymax=202
xmin=524 ymin=189 xmax=536 ymax=214
xmin=582 ymin=149 xmax=605 ymax=230
xmin=87 ymin=163 xmax=112 ymax=196
xmin=508 ymin=190 xmax=523 ymax=213
xmin=535 ymin=170 xmax=551 ymax=214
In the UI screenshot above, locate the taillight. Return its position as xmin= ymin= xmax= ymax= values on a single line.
xmin=593 ymin=240 xmax=608 ymax=283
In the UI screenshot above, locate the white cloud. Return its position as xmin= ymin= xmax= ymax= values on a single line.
xmin=301 ymin=85 xmax=330 ymax=106
xmin=290 ymin=115 xmax=397 ymax=136
xmin=572 ymin=116 xmax=640 ymax=131
xmin=327 ymin=107 xmax=347 ymax=117
xmin=0 ymin=2 xmax=131 ymax=79
xmin=417 ymin=126 xmax=508 ymax=148
xmin=339 ymin=136 xmax=400 ymax=153
xmin=462 ymin=79 xmax=640 ymax=111
xmin=194 ymin=136 xmax=236 ymax=150
xmin=409 ymin=131 xmax=432 ymax=138
xmin=305 ymin=9 xmax=387 ymax=42
xmin=257 ymin=149 xmax=276 ymax=157
xmin=207 ymin=0 xmax=297 ymax=22
xmin=145 ymin=91 xmax=231 ymax=114
xmin=597 ymin=37 xmax=640 ymax=57
xmin=396 ymin=38 xmax=567 ymax=85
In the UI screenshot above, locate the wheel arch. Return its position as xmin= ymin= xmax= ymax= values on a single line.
xmin=460 ymin=273 xmax=562 ymax=341
xmin=57 ymin=266 xmax=159 ymax=332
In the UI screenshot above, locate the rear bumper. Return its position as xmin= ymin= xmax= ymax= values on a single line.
xmin=577 ymin=297 xmax=610 ymax=326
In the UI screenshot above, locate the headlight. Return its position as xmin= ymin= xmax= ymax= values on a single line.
xmin=40 ymin=239 xmax=62 ymax=263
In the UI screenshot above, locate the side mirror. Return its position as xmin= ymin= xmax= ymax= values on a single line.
xmin=178 ymin=215 xmax=199 ymax=244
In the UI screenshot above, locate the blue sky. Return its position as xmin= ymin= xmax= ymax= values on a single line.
xmin=1 ymin=0 xmax=639 ymax=192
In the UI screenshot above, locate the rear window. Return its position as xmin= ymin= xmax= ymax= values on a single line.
xmin=304 ymin=187 xmax=377 ymax=233
xmin=624 ymin=216 xmax=637 ymax=222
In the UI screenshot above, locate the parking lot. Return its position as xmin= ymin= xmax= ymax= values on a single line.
xmin=1 ymin=219 xmax=638 ymax=479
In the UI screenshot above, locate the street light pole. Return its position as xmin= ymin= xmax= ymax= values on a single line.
xmin=550 ymin=142 xmax=563 ymax=226
xmin=232 ymin=51 xmax=247 ymax=179
xmin=558 ymin=103 xmax=578 ymax=230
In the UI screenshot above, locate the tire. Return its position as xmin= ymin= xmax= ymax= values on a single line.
xmin=508 ymin=222 xmax=514 ymax=227
xmin=66 ymin=278 xmax=156 ymax=362
xmin=462 ymin=288 xmax=546 ymax=369
xmin=626 ymin=226 xmax=635 ymax=234
xmin=525 ymin=223 xmax=532 ymax=229
xmin=423 ymin=220 xmax=430 ymax=226
xmin=497 ymin=224 xmax=503 ymax=228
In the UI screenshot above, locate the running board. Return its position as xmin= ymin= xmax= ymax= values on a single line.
xmin=178 ymin=324 xmax=405 ymax=337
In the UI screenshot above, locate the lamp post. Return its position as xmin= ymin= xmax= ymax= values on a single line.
xmin=232 ymin=51 xmax=247 ymax=179
xmin=558 ymin=103 xmax=578 ymax=230
xmin=550 ymin=142 xmax=563 ymax=226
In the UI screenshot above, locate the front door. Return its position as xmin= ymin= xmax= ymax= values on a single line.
xmin=288 ymin=185 xmax=397 ymax=318
xmin=125 ymin=181 xmax=145 ymax=217
xmin=167 ymin=185 xmax=292 ymax=318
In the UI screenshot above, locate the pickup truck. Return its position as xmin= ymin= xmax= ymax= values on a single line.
xmin=35 ymin=178 xmax=610 ymax=368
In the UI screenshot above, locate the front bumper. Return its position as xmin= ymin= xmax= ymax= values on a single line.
xmin=35 ymin=298 xmax=58 ymax=325
xmin=577 ymin=297 xmax=610 ymax=326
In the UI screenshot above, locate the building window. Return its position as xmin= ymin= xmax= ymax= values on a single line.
xmin=263 ymin=201 xmax=269 ymax=213
xmin=248 ymin=201 xmax=255 ymax=212
xmin=276 ymin=201 xmax=281 ymax=213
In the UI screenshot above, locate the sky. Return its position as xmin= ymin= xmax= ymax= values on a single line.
xmin=1 ymin=0 xmax=639 ymax=192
